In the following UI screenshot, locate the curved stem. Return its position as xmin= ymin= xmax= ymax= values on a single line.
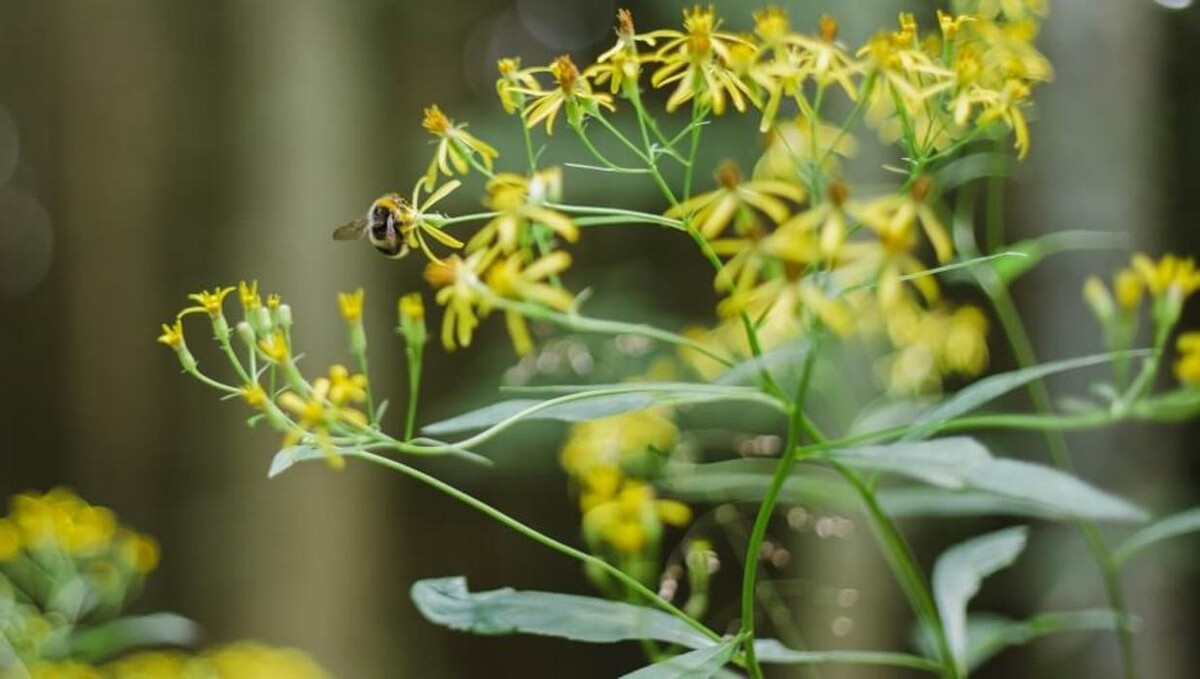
xmin=738 ymin=334 xmax=820 ymax=678
xmin=975 ymin=170 xmax=1138 ymax=678
xmin=350 ymin=449 xmax=720 ymax=643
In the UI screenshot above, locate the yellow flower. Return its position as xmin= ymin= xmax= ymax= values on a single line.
xmin=974 ymin=79 xmax=1033 ymax=159
xmin=1131 ymin=253 xmax=1200 ymax=301
xmin=585 ymin=9 xmax=656 ymax=95
xmin=399 ymin=293 xmax=425 ymax=323
xmin=119 ymin=531 xmax=160 ymax=574
xmin=470 ymin=169 xmax=578 ymax=254
xmin=852 ymin=176 xmax=953 ymax=263
xmin=156 ymin=319 xmax=186 ymax=350
xmin=649 ymin=5 xmax=760 ymax=115
xmin=937 ymin=10 xmax=974 ymax=40
xmin=328 ymin=364 xmax=368 ymax=405
xmin=266 ymin=293 xmax=282 ymax=310
xmin=238 ymin=280 xmax=261 ymax=310
xmin=581 ymin=478 xmax=691 ymax=555
xmin=338 ymin=287 xmax=364 ymax=323
xmin=665 ymin=161 xmax=805 ymax=239
xmin=1175 ymin=332 xmax=1200 ymax=387
xmin=484 ymin=251 xmax=575 ymax=355
xmin=560 ymin=409 xmax=679 ymax=479
xmin=277 ymin=369 xmax=369 ymax=469
xmin=0 ymin=518 xmax=20 ymax=560
xmin=1114 ymin=269 xmax=1144 ymax=311
xmin=495 ymin=57 xmax=540 ymax=114
xmin=518 ymin=55 xmax=615 ymax=135
xmin=421 ymin=104 xmax=500 ymax=190
xmin=258 ymin=329 xmax=290 ymax=363
xmin=203 ymin=642 xmax=329 ymax=679
xmin=425 ymin=251 xmax=493 ymax=350
xmin=183 ymin=286 xmax=235 ymax=319
xmin=239 ymin=383 xmax=269 ymax=409
xmin=396 ymin=179 xmax=466 ymax=262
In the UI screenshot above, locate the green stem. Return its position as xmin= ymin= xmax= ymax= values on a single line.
xmin=403 ymin=340 xmax=424 ymax=441
xmin=483 ymin=295 xmax=738 ymax=368
xmin=350 ymin=449 xmax=720 ymax=643
xmin=835 ymin=463 xmax=957 ymax=678
xmin=739 ymin=333 xmax=820 ymax=678
xmin=975 ymin=173 xmax=1138 ymax=678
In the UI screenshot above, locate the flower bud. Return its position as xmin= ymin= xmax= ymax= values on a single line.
xmin=276 ymin=304 xmax=293 ymax=330
xmin=236 ymin=321 xmax=257 ymax=350
xmin=1082 ymin=276 xmax=1115 ymax=324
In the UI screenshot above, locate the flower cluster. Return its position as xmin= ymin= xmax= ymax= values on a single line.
xmin=20 ymin=643 xmax=327 ymax=679
xmin=559 ymin=409 xmax=690 ymax=584
xmin=0 ymin=490 xmax=328 ymax=677
xmin=1084 ymin=252 xmax=1200 ymax=389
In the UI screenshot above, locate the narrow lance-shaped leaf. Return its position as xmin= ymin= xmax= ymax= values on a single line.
xmin=267 ymin=445 xmax=325 ymax=479
xmin=914 ymin=610 xmax=1121 ymax=672
xmin=904 ymin=350 xmax=1150 ymax=441
xmin=1113 ymin=506 xmax=1200 ymax=566
xmin=658 ymin=459 xmax=1073 ymax=520
xmin=410 ymin=577 xmax=714 ymax=649
xmin=932 ymin=527 xmax=1029 ymax=674
xmin=821 ymin=438 xmax=1147 ymax=523
xmin=620 ymin=640 xmax=739 ymax=679
xmin=69 ymin=613 xmax=201 ymax=663
xmin=422 ymin=384 xmax=775 ymax=436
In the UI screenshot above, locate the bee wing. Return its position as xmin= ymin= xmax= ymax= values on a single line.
xmin=332 ymin=218 xmax=367 ymax=241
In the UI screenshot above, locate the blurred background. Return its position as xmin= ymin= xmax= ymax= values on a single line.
xmin=1 ymin=0 xmax=1198 ymax=676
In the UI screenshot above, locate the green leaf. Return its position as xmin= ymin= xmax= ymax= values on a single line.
xmin=932 ymin=527 xmax=1029 ymax=673
xmin=1113 ymin=507 xmax=1200 ymax=565
xmin=69 ymin=613 xmax=200 ymax=663
xmin=878 ymin=488 xmax=1070 ymax=520
xmin=267 ymin=445 xmax=325 ymax=478
xmin=659 ymin=455 xmax=1135 ymax=521
xmin=987 ymin=231 xmax=1128 ymax=286
xmin=657 ymin=459 xmax=856 ymax=508
xmin=915 ymin=610 xmax=1121 ymax=672
xmin=903 ymin=351 xmax=1150 ymax=441
xmin=411 ymin=577 xmax=713 ymax=649
xmin=620 ymin=640 xmax=739 ymax=679
xmin=715 ymin=339 xmax=810 ymax=391
xmin=825 ymin=438 xmax=1147 ymax=522
xmin=423 ymin=394 xmax=657 ymax=435
xmin=753 ymin=640 xmax=942 ymax=672
xmin=1131 ymin=389 xmax=1200 ymax=422
xmin=423 ymin=384 xmax=774 ymax=436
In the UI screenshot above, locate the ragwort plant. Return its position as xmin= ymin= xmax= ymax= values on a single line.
xmin=0 ymin=489 xmax=329 ymax=677
xmin=161 ymin=3 xmax=1200 ymax=677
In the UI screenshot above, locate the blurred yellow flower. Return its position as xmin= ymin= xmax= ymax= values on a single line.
xmin=1175 ymin=332 xmax=1200 ymax=387
xmin=421 ymin=104 xmax=499 ymax=190
xmin=337 ymin=287 xmax=364 ymax=323
xmin=666 ymin=161 xmax=804 ymax=240
xmin=181 ymin=286 xmax=235 ymax=319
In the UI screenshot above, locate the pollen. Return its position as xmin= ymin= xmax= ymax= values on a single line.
xmin=551 ymin=55 xmax=580 ymax=91
xmin=421 ymin=105 xmax=453 ymax=135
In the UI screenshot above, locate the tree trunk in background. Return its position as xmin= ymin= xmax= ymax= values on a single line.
xmin=54 ymin=1 xmax=172 ymax=524
xmin=200 ymin=3 xmax=393 ymax=676
xmin=1020 ymin=2 xmax=1174 ymax=677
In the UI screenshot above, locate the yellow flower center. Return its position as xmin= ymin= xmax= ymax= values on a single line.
xmin=551 ymin=55 xmax=579 ymax=92
xmin=422 ymin=105 xmax=453 ymax=135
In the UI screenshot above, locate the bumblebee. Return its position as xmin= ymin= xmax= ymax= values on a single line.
xmin=332 ymin=193 xmax=412 ymax=259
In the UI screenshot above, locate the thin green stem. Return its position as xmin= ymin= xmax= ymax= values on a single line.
xmin=739 ymin=333 xmax=820 ymax=678
xmin=482 ymin=295 xmax=738 ymax=368
xmin=403 ymin=340 xmax=424 ymax=441
xmin=835 ymin=462 xmax=956 ymax=678
xmin=350 ymin=449 xmax=720 ymax=643
xmin=975 ymin=173 xmax=1138 ymax=678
